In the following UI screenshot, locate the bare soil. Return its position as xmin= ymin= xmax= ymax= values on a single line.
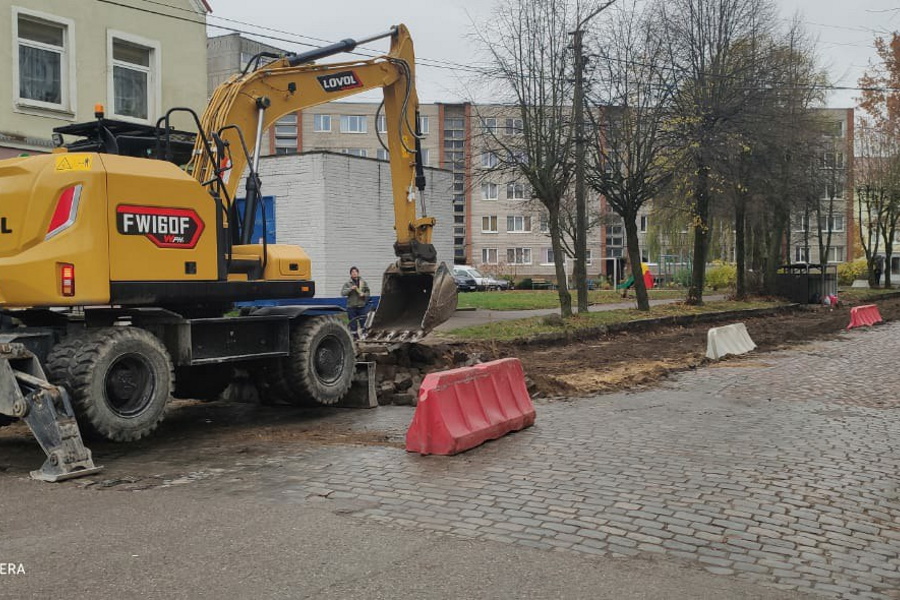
xmin=467 ymin=296 xmax=900 ymax=398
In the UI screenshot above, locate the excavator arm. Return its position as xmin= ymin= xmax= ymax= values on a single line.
xmin=188 ymin=25 xmax=456 ymax=341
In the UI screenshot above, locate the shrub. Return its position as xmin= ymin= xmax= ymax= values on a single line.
xmin=838 ymin=259 xmax=867 ymax=286
xmin=706 ymin=263 xmax=737 ymax=291
xmin=518 ymin=278 xmax=533 ymax=290
xmin=673 ymin=268 xmax=692 ymax=288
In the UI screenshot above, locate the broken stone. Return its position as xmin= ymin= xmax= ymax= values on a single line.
xmin=394 ymin=372 xmax=414 ymax=391
xmin=392 ymin=392 xmax=416 ymax=406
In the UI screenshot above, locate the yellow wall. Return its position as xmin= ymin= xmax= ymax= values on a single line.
xmin=0 ymin=0 xmax=208 ymax=152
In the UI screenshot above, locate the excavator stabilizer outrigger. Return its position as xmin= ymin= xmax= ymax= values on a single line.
xmin=0 ymin=343 xmax=101 ymax=482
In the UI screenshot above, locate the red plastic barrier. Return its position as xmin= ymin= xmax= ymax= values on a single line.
xmin=847 ymin=304 xmax=883 ymax=330
xmin=406 ymin=358 xmax=536 ymax=455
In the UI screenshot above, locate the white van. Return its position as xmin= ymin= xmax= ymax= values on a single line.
xmin=454 ymin=265 xmax=510 ymax=291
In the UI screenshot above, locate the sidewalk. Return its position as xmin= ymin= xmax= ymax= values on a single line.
xmin=435 ymin=294 xmax=726 ymax=332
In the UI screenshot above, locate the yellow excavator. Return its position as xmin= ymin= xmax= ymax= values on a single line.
xmin=0 ymin=25 xmax=456 ymax=481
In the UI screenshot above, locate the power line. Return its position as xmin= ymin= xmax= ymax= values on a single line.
xmin=96 ymin=0 xmax=899 ymax=96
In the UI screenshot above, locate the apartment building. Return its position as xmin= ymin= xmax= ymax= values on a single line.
xmin=1 ymin=0 xmax=210 ymax=158
xmin=207 ymin=32 xmax=283 ymax=94
xmin=632 ymin=107 xmax=855 ymax=274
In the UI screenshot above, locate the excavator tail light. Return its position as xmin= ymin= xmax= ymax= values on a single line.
xmin=59 ymin=263 xmax=75 ymax=297
xmin=46 ymin=185 xmax=82 ymax=240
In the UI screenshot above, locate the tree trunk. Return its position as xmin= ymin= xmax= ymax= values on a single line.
xmin=624 ymin=216 xmax=649 ymax=311
xmin=549 ymin=206 xmax=573 ymax=317
xmin=687 ymin=160 xmax=710 ymax=305
xmin=735 ymin=194 xmax=746 ymax=300
xmin=763 ymin=218 xmax=785 ymax=296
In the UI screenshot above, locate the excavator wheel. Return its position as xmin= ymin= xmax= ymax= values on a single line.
xmin=254 ymin=316 xmax=355 ymax=406
xmin=173 ymin=364 xmax=233 ymax=401
xmin=47 ymin=327 xmax=173 ymax=442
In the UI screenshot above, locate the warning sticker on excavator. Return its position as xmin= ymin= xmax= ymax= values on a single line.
xmin=55 ymin=155 xmax=93 ymax=171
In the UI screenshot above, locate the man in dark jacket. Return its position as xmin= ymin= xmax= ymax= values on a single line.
xmin=341 ymin=266 xmax=371 ymax=338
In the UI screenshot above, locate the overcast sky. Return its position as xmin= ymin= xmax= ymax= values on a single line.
xmin=206 ymin=0 xmax=899 ymax=108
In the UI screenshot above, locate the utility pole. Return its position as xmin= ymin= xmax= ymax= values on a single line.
xmin=572 ymin=1 xmax=616 ymax=314
xmin=573 ymin=27 xmax=589 ymax=313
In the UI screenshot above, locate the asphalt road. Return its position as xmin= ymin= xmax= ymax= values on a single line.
xmin=1 ymin=479 xmax=809 ymax=600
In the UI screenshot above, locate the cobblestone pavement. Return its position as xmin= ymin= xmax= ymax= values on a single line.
xmin=12 ymin=321 xmax=895 ymax=598
xmin=195 ymin=322 xmax=900 ymax=600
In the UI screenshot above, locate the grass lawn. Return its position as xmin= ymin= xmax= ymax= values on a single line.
xmin=445 ymin=300 xmax=781 ymax=341
xmin=838 ymin=287 xmax=900 ymax=303
xmin=456 ymin=288 xmax=687 ymax=311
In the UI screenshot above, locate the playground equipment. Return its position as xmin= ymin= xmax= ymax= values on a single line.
xmin=616 ymin=263 xmax=655 ymax=292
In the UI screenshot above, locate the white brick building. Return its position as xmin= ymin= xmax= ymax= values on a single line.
xmin=251 ymin=151 xmax=454 ymax=299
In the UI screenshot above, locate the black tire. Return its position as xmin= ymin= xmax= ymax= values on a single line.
xmin=47 ymin=327 xmax=173 ymax=442
xmin=173 ymin=364 xmax=232 ymax=401
xmin=254 ymin=316 xmax=355 ymax=406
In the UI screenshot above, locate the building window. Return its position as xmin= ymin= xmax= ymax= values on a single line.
xmin=418 ymin=115 xmax=430 ymax=135
xmin=640 ymin=215 xmax=649 ymax=233
xmin=606 ymin=247 xmax=623 ymax=258
xmin=824 ymin=182 xmax=842 ymax=198
xmin=794 ymin=246 xmax=809 ymax=262
xmin=586 ymin=249 xmax=593 ymax=266
xmin=827 ymin=246 xmax=845 ymax=263
xmin=340 ymin=115 xmax=367 ymax=133
xmin=377 ymin=148 xmax=389 ymax=161
xmin=540 ymin=213 xmax=549 ymax=233
xmin=507 ymin=215 xmax=531 ymax=233
xmin=819 ymin=215 xmax=844 ymax=232
xmin=15 ymin=10 xmax=73 ymax=111
xmin=274 ymin=114 xmax=298 ymax=153
xmin=314 ymin=114 xmax=331 ymax=132
xmin=341 ymin=148 xmax=368 ymax=158
xmin=482 ymin=117 xmax=498 ymax=134
xmin=507 ymin=182 xmax=526 ymax=199
xmin=482 ymin=215 xmax=498 ymax=233
xmin=508 ymin=150 xmax=527 ymax=165
xmin=794 ymin=214 xmax=808 ymax=232
xmin=109 ymin=33 xmax=159 ymax=121
xmin=482 ymin=183 xmax=498 ymax=200
xmin=507 ymin=247 xmax=532 ymax=265
xmin=481 ymin=152 xmax=499 ymax=168
xmin=541 ymin=248 xmax=555 ymax=265
xmin=482 ymin=248 xmax=499 ymax=264
xmin=420 ymin=149 xmax=430 ymax=166
xmin=454 ymin=215 xmax=465 ymax=224
xmin=823 ymin=152 xmax=844 ymax=169
xmin=376 ymin=114 xmax=387 ymax=133
xmin=505 ymin=118 xmax=523 ymax=135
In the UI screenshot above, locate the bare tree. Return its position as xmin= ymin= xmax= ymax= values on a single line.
xmin=475 ymin=0 xmax=578 ymax=316
xmin=584 ymin=0 xmax=677 ymax=311
xmin=858 ymin=32 xmax=900 ymax=288
xmin=656 ymin=0 xmax=778 ymax=305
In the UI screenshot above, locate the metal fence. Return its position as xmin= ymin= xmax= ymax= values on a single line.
xmin=776 ymin=263 xmax=838 ymax=304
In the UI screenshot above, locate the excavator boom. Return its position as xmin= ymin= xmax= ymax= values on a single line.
xmin=189 ymin=25 xmax=456 ymax=340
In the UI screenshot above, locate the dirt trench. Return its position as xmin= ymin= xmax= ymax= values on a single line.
xmin=372 ymin=296 xmax=900 ymax=401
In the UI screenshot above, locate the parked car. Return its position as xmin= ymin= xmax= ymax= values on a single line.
xmin=454 ymin=265 xmax=510 ymax=291
xmin=452 ymin=268 xmax=478 ymax=292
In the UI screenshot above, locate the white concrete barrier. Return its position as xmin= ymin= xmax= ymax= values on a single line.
xmin=851 ymin=279 xmax=870 ymax=288
xmin=706 ymin=323 xmax=757 ymax=360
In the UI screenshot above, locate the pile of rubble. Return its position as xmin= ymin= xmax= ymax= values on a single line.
xmin=359 ymin=343 xmax=484 ymax=406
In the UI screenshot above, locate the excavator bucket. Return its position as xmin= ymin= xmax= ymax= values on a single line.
xmin=0 ymin=343 xmax=102 ymax=482
xmin=365 ymin=262 xmax=458 ymax=343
